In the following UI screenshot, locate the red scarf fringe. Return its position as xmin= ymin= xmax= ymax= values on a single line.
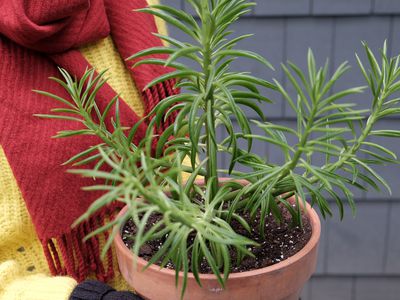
xmin=41 ymin=79 xmax=179 ymax=282
xmin=144 ymin=78 xmax=180 ymax=133
xmin=42 ymin=202 xmax=124 ymax=282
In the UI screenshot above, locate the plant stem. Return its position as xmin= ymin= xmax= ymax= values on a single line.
xmin=81 ymin=111 xmax=131 ymax=158
xmin=277 ymin=101 xmax=318 ymax=182
xmin=320 ymin=89 xmax=385 ymax=175
xmin=202 ymin=4 xmax=219 ymax=199
xmin=275 ymin=88 xmax=387 ymax=198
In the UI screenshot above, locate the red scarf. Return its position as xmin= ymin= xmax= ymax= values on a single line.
xmin=0 ymin=0 xmax=177 ymax=282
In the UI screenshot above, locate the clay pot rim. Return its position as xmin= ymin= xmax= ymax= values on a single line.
xmin=114 ymin=179 xmax=321 ymax=280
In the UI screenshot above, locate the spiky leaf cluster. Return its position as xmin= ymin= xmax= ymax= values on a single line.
xmin=35 ymin=68 xmax=255 ymax=298
xmin=128 ymin=0 xmax=276 ymax=200
xmin=36 ymin=0 xmax=400 ymax=297
xmin=228 ymin=43 xmax=400 ymax=223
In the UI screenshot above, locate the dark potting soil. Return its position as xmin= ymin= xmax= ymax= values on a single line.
xmin=122 ymin=205 xmax=312 ymax=274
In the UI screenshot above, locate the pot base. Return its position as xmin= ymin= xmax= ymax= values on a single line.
xmin=114 ymin=200 xmax=320 ymax=300
xmin=136 ymin=289 xmax=302 ymax=300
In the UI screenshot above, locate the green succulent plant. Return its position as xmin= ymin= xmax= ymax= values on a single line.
xmin=36 ymin=0 xmax=400 ymax=297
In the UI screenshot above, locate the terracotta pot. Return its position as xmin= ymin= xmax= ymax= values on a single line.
xmin=114 ymin=181 xmax=321 ymax=300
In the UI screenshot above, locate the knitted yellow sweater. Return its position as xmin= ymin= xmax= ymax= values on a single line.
xmin=0 ymin=1 xmax=167 ymax=298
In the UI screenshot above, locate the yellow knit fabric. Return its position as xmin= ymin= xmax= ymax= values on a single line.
xmin=80 ymin=37 xmax=146 ymax=117
xmin=0 ymin=145 xmax=81 ymax=300
xmin=79 ymin=0 xmax=169 ymax=118
xmin=0 ymin=1 xmax=169 ymax=298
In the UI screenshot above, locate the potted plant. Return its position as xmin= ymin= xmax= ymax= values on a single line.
xmin=36 ymin=0 xmax=400 ymax=299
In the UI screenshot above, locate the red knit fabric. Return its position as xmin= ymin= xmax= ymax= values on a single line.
xmin=0 ymin=0 xmax=178 ymax=282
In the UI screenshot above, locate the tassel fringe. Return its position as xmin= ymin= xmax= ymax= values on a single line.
xmin=41 ymin=80 xmax=179 ymax=282
xmin=143 ymin=78 xmax=180 ymax=134
xmin=42 ymin=203 xmax=124 ymax=283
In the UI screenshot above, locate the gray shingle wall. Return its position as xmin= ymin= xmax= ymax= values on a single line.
xmin=161 ymin=1 xmax=400 ymax=299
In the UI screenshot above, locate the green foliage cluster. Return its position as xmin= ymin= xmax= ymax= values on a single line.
xmin=36 ymin=0 xmax=400 ymax=296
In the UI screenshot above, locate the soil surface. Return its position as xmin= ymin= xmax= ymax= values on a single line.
xmin=122 ymin=205 xmax=312 ymax=273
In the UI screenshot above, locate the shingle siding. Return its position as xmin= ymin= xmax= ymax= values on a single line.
xmin=253 ymin=0 xmax=311 ymax=16
xmin=284 ymin=17 xmax=334 ymax=117
xmin=312 ymin=0 xmax=373 ymax=16
xmin=391 ymin=17 xmax=400 ymax=54
xmin=302 ymin=276 xmax=400 ymax=300
xmin=162 ymin=0 xmax=181 ymax=9
xmin=315 ymin=212 xmax=328 ymax=274
xmin=332 ymin=17 xmax=391 ymax=109
xmin=365 ymin=119 xmax=400 ymax=200
xmin=325 ymin=202 xmax=389 ymax=274
xmin=162 ymin=1 xmax=400 ymax=298
xmin=374 ymin=0 xmax=400 ymax=14
xmin=354 ymin=277 xmax=400 ymax=300
xmin=309 ymin=277 xmax=353 ymax=300
xmin=385 ymin=203 xmax=400 ymax=274
xmin=230 ymin=18 xmax=285 ymax=118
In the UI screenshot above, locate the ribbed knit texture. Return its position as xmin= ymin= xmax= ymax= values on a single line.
xmin=0 ymin=0 xmax=110 ymax=53
xmin=0 ymin=0 xmax=179 ymax=284
xmin=0 ymin=1 xmax=170 ymax=296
